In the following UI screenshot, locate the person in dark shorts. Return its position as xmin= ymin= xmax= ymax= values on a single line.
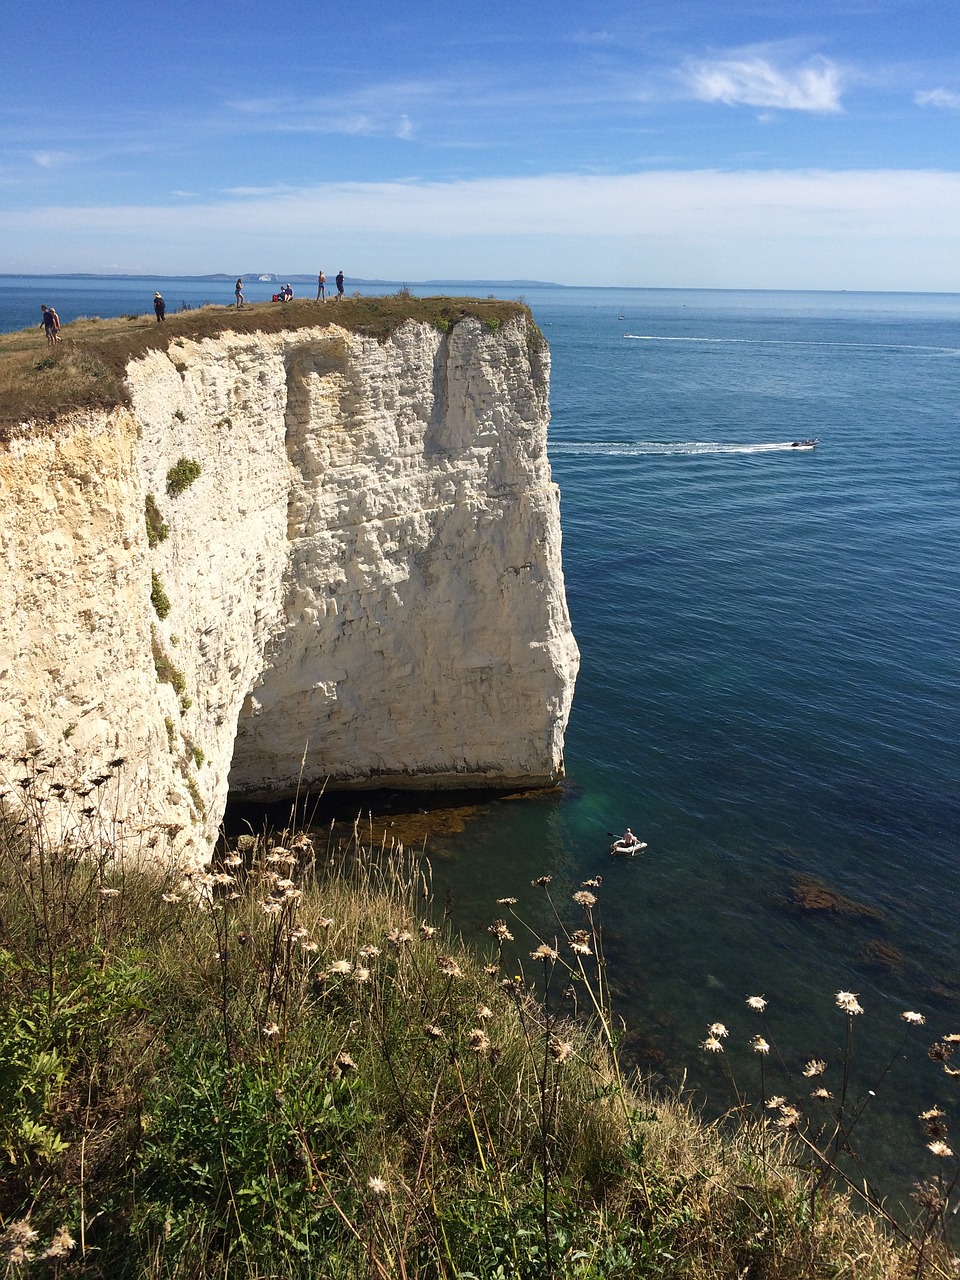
xmin=154 ymin=292 xmax=166 ymax=322
xmin=317 ymin=270 xmax=326 ymax=301
xmin=40 ymin=305 xmax=61 ymax=344
xmin=235 ymin=277 xmax=244 ymax=308
xmin=335 ymin=270 xmax=344 ymax=299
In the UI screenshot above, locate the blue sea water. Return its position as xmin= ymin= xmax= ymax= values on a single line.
xmin=3 ymin=277 xmax=959 ymax=1197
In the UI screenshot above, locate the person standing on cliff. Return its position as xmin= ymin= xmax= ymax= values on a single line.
xmin=40 ymin=305 xmax=61 ymax=344
xmin=317 ymin=270 xmax=326 ymax=301
xmin=235 ymin=277 xmax=245 ymax=308
xmin=153 ymin=292 xmax=166 ymax=322
xmin=335 ymin=270 xmax=344 ymax=300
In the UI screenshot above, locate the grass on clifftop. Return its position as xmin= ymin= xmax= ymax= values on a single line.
xmin=0 ymin=295 xmax=526 ymax=434
xmin=0 ymin=752 xmax=935 ymax=1279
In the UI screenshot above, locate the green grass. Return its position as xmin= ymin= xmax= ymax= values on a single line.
xmin=0 ymin=296 xmax=527 ymax=433
xmin=0 ymin=752 xmax=932 ymax=1279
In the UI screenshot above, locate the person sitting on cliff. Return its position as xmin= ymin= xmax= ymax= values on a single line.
xmin=280 ymin=283 xmax=294 ymax=301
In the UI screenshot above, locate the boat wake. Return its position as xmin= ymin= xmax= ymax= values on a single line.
xmin=623 ymin=334 xmax=960 ymax=356
xmin=551 ymin=441 xmax=816 ymax=456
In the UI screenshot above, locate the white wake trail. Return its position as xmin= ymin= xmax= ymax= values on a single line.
xmin=550 ymin=441 xmax=816 ymax=456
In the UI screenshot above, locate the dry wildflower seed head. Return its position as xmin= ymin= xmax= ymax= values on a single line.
xmin=301 ymin=939 xmax=319 ymax=952
xmin=484 ymin=963 xmax=500 ymax=977
xmin=497 ymin=896 xmax=518 ymax=905
xmin=424 ymin=1023 xmax=444 ymax=1039
xmin=708 ymin=1022 xmax=729 ymax=1038
xmin=530 ymin=943 xmax=559 ymax=962
xmin=359 ymin=944 xmax=381 ymax=958
xmin=581 ymin=876 xmax=602 ymax=888
xmin=98 ymin=886 xmax=121 ymax=898
xmin=767 ymin=1095 xmax=787 ymax=1109
xmin=386 ymin=928 xmax=414 ymax=948
xmin=803 ymin=1058 xmax=827 ymax=1077
xmin=353 ymin=967 xmax=371 ymax=983
xmin=275 ymin=878 xmax=296 ymax=890
xmin=419 ymin=923 xmax=437 ymax=939
xmin=902 ymin=1010 xmax=926 ymax=1025
xmin=920 ymin=1108 xmax=946 ymax=1121
xmin=317 ymin=916 xmax=334 ymax=929
xmin=942 ymin=1033 xmax=960 ymax=1043
xmin=745 ymin=995 xmax=767 ymax=1011
xmin=195 ymin=872 xmax=216 ymax=887
xmin=923 ymin=1117 xmax=949 ymax=1140
xmin=162 ymin=892 xmax=181 ymax=903
xmin=928 ymin=1140 xmax=954 ymax=1157
xmin=572 ymin=890 xmax=597 ymax=907
xmin=262 ymin=1021 xmax=280 ymax=1037
xmin=750 ymin=1035 xmax=771 ymax=1055
xmin=777 ymin=1106 xmax=801 ymax=1130
xmin=335 ymin=1052 xmax=357 ymax=1072
xmin=476 ymin=1004 xmax=494 ymax=1020
xmin=532 ymin=875 xmax=552 ymax=886
xmin=285 ymin=926 xmax=308 ymax=941
xmin=488 ymin=920 xmax=514 ymax=942
xmin=835 ymin=990 xmax=864 ymax=1015
xmin=929 ymin=1042 xmax=953 ymax=1063
xmin=944 ymin=1065 xmax=960 ymax=1077
xmin=4 ymin=1222 xmax=39 ymax=1247
xmin=570 ymin=941 xmax=592 ymax=956
xmin=548 ymin=1037 xmax=574 ymax=1063
xmin=327 ymin=959 xmax=353 ymax=975
xmin=283 ymin=887 xmax=303 ymax=902
xmin=701 ymin=1035 xmax=724 ymax=1053
xmin=223 ymin=853 xmax=243 ymax=867
xmin=213 ymin=872 xmax=235 ymax=885
xmin=260 ymin=900 xmax=283 ymax=915
xmin=39 ymin=1227 xmax=76 ymax=1261
xmin=438 ymin=955 xmax=463 ymax=977
xmin=367 ymin=1176 xmax=388 ymax=1196
xmin=913 ymin=1182 xmax=947 ymax=1214
xmin=467 ymin=1029 xmax=491 ymax=1053
xmin=811 ymin=1087 xmax=833 ymax=1099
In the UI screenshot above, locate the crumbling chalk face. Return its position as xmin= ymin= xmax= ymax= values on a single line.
xmin=0 ymin=315 xmax=579 ymax=865
xmin=229 ymin=316 xmax=578 ymax=796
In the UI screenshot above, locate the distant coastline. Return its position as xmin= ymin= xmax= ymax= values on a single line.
xmin=0 ymin=272 xmax=565 ymax=289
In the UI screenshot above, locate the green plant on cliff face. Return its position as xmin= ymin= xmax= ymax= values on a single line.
xmin=152 ymin=630 xmax=186 ymax=698
xmin=484 ymin=315 xmax=502 ymax=333
xmin=150 ymin=570 xmax=171 ymax=620
xmin=166 ymin=456 xmax=201 ymax=496
xmin=144 ymin=492 xmax=169 ymax=548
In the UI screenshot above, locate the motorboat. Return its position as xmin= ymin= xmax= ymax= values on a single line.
xmin=790 ymin=438 xmax=819 ymax=449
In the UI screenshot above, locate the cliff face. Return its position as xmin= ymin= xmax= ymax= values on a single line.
xmin=0 ymin=315 xmax=578 ymax=865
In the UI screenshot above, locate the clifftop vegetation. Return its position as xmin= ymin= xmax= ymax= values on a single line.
xmin=0 ymin=754 xmax=940 ymax=1278
xmin=0 ymin=295 xmax=526 ymax=434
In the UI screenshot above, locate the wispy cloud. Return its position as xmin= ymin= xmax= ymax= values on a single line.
xmin=681 ymin=54 xmax=843 ymax=113
xmin=29 ymin=150 xmax=75 ymax=168
xmin=915 ymin=87 xmax=960 ymax=110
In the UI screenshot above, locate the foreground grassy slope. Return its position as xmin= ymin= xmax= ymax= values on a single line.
xmin=0 ymin=295 xmax=525 ymax=432
xmin=0 ymin=757 xmax=929 ymax=1279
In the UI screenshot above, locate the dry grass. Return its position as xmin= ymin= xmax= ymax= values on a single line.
xmin=0 ymin=295 xmax=525 ymax=434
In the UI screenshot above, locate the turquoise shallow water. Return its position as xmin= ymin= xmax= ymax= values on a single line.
xmin=4 ymin=278 xmax=959 ymax=1198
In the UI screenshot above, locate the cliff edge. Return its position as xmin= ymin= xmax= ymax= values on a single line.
xmin=0 ymin=304 xmax=579 ymax=865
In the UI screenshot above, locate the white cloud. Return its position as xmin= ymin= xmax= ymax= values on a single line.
xmin=682 ymin=55 xmax=843 ymax=113
xmin=29 ymin=150 xmax=74 ymax=168
xmin=915 ymin=88 xmax=960 ymax=110
xmin=3 ymin=169 xmax=960 ymax=290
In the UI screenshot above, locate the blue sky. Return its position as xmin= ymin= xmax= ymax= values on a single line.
xmin=3 ymin=0 xmax=960 ymax=288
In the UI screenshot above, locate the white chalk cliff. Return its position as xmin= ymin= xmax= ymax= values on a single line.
xmin=0 ymin=313 xmax=578 ymax=865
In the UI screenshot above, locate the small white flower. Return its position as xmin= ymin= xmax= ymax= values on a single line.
xmin=901 ymin=1010 xmax=926 ymax=1025
xmin=746 ymin=995 xmax=767 ymax=1012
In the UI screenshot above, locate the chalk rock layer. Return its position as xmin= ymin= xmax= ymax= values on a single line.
xmin=0 ymin=315 xmax=579 ymax=864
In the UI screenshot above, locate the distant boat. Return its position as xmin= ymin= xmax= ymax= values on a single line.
xmin=790 ymin=438 xmax=819 ymax=449
xmin=258 ymin=274 xmax=273 ymax=281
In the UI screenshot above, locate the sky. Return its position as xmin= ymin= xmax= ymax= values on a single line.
xmin=3 ymin=0 xmax=960 ymax=290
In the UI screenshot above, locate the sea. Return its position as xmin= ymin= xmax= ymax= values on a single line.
xmin=3 ymin=275 xmax=959 ymax=1202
